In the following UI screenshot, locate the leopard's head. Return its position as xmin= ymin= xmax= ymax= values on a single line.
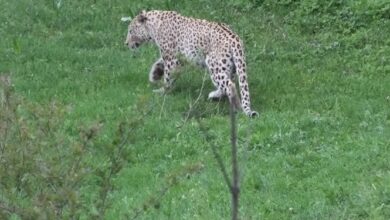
xmin=125 ymin=11 xmax=152 ymax=49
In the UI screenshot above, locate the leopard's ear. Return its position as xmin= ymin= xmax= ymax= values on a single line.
xmin=138 ymin=10 xmax=147 ymax=23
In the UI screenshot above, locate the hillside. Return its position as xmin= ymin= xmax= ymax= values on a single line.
xmin=1 ymin=0 xmax=389 ymax=219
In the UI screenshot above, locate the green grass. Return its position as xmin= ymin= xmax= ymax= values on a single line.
xmin=1 ymin=0 xmax=390 ymax=219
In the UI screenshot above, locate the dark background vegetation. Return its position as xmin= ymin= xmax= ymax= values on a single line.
xmin=1 ymin=0 xmax=389 ymax=219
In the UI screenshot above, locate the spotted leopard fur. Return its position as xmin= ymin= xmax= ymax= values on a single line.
xmin=125 ymin=10 xmax=258 ymax=117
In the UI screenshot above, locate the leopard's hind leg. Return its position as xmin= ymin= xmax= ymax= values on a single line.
xmin=206 ymin=53 xmax=240 ymax=111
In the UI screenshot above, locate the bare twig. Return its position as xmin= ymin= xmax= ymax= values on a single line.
xmin=98 ymin=131 xmax=129 ymax=220
xmin=0 ymin=201 xmax=24 ymax=218
xmin=130 ymin=185 xmax=169 ymax=220
xmin=183 ymin=70 xmax=208 ymax=122
xmin=229 ymin=103 xmax=239 ymax=220
xmin=159 ymin=93 xmax=167 ymax=119
xmin=98 ymin=108 xmax=153 ymax=219
xmin=196 ymin=118 xmax=232 ymax=189
xmin=196 ymin=100 xmax=240 ymax=220
xmin=0 ymin=74 xmax=11 ymax=109
xmin=129 ymin=163 xmax=204 ymax=220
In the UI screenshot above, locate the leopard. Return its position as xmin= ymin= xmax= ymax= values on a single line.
xmin=125 ymin=10 xmax=259 ymax=117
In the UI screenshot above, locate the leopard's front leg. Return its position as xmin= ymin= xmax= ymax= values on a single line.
xmin=149 ymin=58 xmax=164 ymax=84
xmin=153 ymin=53 xmax=179 ymax=94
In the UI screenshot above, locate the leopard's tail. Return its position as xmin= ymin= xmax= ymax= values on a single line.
xmin=231 ymin=40 xmax=258 ymax=117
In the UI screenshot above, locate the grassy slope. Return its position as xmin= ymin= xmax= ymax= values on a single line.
xmin=1 ymin=0 xmax=389 ymax=219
